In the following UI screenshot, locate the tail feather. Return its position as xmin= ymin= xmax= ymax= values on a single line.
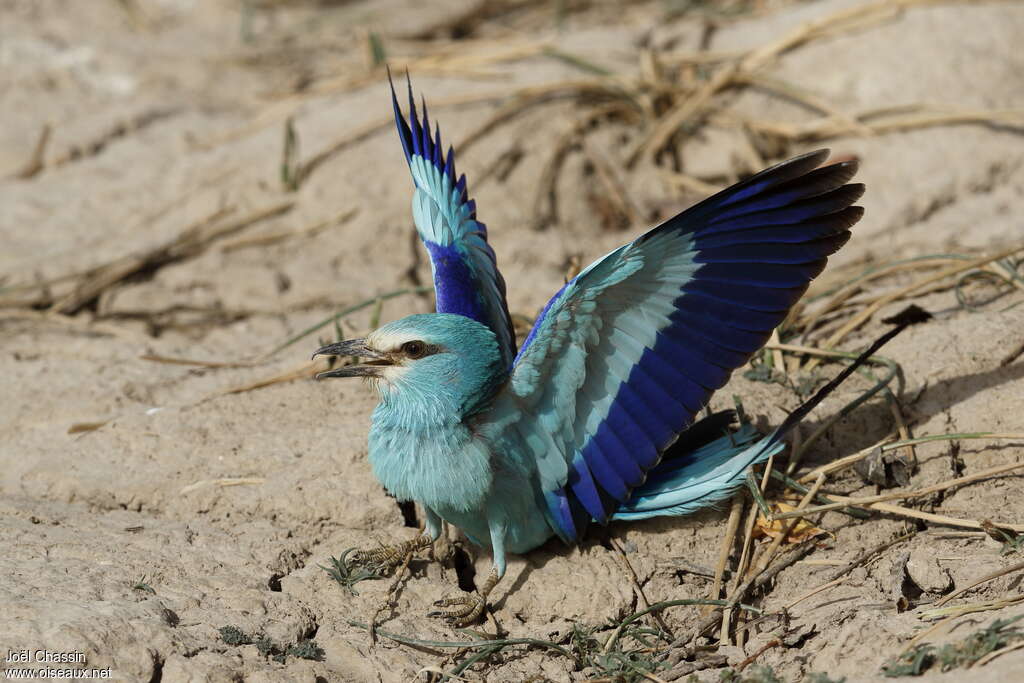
xmin=611 ymin=305 xmax=931 ymax=522
xmin=611 ymin=424 xmax=781 ymax=520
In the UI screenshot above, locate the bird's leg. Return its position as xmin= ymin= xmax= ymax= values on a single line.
xmin=349 ymin=506 xmax=442 ymax=575
xmin=429 ymin=566 xmax=499 ymax=626
xmin=428 ymin=515 xmax=507 ymax=627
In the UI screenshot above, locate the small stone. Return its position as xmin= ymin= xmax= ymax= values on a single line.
xmin=717 ymin=645 xmax=746 ymax=666
xmin=906 ymin=549 xmax=954 ymax=594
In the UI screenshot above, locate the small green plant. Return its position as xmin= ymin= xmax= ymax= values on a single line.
xmin=319 ymin=547 xmax=384 ymax=595
xmin=347 ymin=599 xmax=759 ymax=680
xmin=983 ymin=523 xmax=1024 ymax=556
xmin=286 ymin=639 xmax=326 ymax=661
xmin=218 ymin=625 xmax=250 ymax=647
xmin=567 ymin=620 xmax=671 ymax=682
xmin=254 ymin=636 xmax=278 ymax=659
xmin=131 ymin=576 xmax=155 ymax=594
xmin=719 ymin=664 xmax=783 ymax=683
xmin=806 ymin=673 xmax=846 ymax=683
xmin=882 ymin=644 xmax=936 ymax=677
xmin=742 ymin=362 xmax=785 ymax=386
xmin=218 ymin=625 xmax=324 ymax=663
xmin=367 ymin=32 xmax=386 ymax=67
xmin=999 ymin=535 xmax=1024 ymax=556
xmin=281 ymin=117 xmax=301 ymax=192
xmin=882 ymin=615 xmax=1024 ymax=676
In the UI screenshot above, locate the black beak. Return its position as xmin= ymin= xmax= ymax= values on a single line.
xmin=311 ymin=339 xmax=389 ymax=380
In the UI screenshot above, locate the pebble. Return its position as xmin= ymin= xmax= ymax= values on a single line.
xmin=906 ymin=549 xmax=954 ymax=594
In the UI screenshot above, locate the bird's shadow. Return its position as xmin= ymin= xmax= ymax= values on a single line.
xmin=789 ymin=356 xmax=1024 ymax=473
xmin=466 ymin=533 xmax=573 ymax=610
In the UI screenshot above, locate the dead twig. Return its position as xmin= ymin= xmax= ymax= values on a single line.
xmin=11 ymin=123 xmax=52 ymax=180
xmin=609 ymin=536 xmax=675 ymax=640
xmin=827 ymin=531 xmax=916 ymax=582
xmin=50 ymin=200 xmax=294 ymax=315
xmin=775 ymin=461 xmax=1024 ymax=519
xmin=708 ymin=495 xmax=745 ymax=611
xmin=934 ymin=560 xmax=1024 ymax=608
xmin=219 ymin=208 xmax=359 ymax=252
xmin=803 ymin=244 xmax=1024 ymax=372
xmin=783 ymin=576 xmax=850 ymax=610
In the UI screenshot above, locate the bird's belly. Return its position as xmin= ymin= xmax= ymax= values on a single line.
xmin=435 ymin=493 xmax=554 ymax=555
xmin=369 ymin=421 xmax=493 ymax=514
xmin=433 ymin=453 xmax=556 ymax=555
xmin=370 ymin=419 xmax=556 ymax=555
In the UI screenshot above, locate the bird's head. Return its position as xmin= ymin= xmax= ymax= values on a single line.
xmin=312 ymin=313 xmax=507 ymax=417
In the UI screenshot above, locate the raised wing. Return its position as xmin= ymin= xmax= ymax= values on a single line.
xmin=390 ymin=73 xmax=516 ymax=368
xmin=503 ymin=150 xmax=863 ymax=542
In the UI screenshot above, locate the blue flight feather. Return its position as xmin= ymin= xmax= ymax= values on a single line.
xmin=388 ymin=71 xmax=517 ymax=368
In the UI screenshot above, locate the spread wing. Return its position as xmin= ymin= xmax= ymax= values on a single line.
xmin=390 ymin=73 xmax=516 ymax=368
xmin=500 ymin=150 xmax=863 ymax=542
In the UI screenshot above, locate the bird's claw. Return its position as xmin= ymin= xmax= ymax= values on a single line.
xmin=347 ymin=535 xmax=433 ymax=576
xmin=348 ymin=547 xmax=404 ymax=576
xmin=428 ymin=594 xmax=487 ymax=626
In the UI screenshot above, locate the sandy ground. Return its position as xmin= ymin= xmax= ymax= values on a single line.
xmin=2 ymin=0 xmax=1024 ymax=680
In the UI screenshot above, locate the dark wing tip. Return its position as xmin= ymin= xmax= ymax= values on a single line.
xmin=882 ymin=303 xmax=933 ymax=326
xmin=750 ymin=148 xmax=832 ymax=186
xmin=388 ymin=66 xmax=414 ymax=164
xmin=774 ymin=147 xmax=831 ymax=171
xmin=388 ymin=71 xmax=464 ymax=189
xmin=830 ymin=205 xmax=865 ymax=231
xmin=822 ymin=182 xmax=866 ymax=210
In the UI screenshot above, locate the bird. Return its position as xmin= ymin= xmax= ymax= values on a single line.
xmin=312 ymin=73 xmax=870 ymax=626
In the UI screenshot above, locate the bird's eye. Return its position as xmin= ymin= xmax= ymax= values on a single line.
xmin=401 ymin=340 xmax=427 ymax=359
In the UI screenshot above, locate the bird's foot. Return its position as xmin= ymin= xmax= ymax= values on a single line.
xmin=428 ymin=594 xmax=487 ymax=626
xmin=349 ymin=535 xmax=432 ymax=576
xmin=427 ymin=566 xmax=499 ymax=627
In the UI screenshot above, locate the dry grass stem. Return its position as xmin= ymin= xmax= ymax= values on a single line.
xmin=783 ymin=576 xmax=850 ymax=610
xmin=747 ymin=106 xmax=1024 ymax=143
xmin=220 ymin=208 xmax=359 ymax=252
xmin=11 ymin=123 xmax=51 ymax=180
xmin=973 ymin=640 xmax=1024 ymax=668
xmin=753 ymin=473 xmax=826 ymax=576
xmin=49 ymin=200 xmax=295 ymax=315
xmin=775 ymin=461 xmax=1024 ymax=519
xmin=206 ymin=360 xmax=323 ymax=401
xmin=0 ymin=309 xmax=149 ymax=342
xmin=851 ymin=501 xmax=1024 ymax=534
xmin=769 ymin=329 xmax=785 ymax=378
xmin=934 ymin=560 xmax=1024 ymax=608
xmin=658 ymin=170 xmax=724 ymax=196
xmin=180 ymin=477 xmax=266 ymax=495
xmin=827 ymin=532 xmax=916 ymax=582
xmin=906 ymin=596 xmax=1024 ymax=651
xmin=610 ymin=536 xmax=674 ymax=638
xmin=803 ymin=243 xmax=1024 ymax=371
xmin=708 ymin=495 xmax=745 ymax=611
xmin=798 ymin=433 xmax=1024 ymax=483
xmin=139 ymin=354 xmax=263 ymax=370
xmin=724 ymin=453 xmax=777 ymax=642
